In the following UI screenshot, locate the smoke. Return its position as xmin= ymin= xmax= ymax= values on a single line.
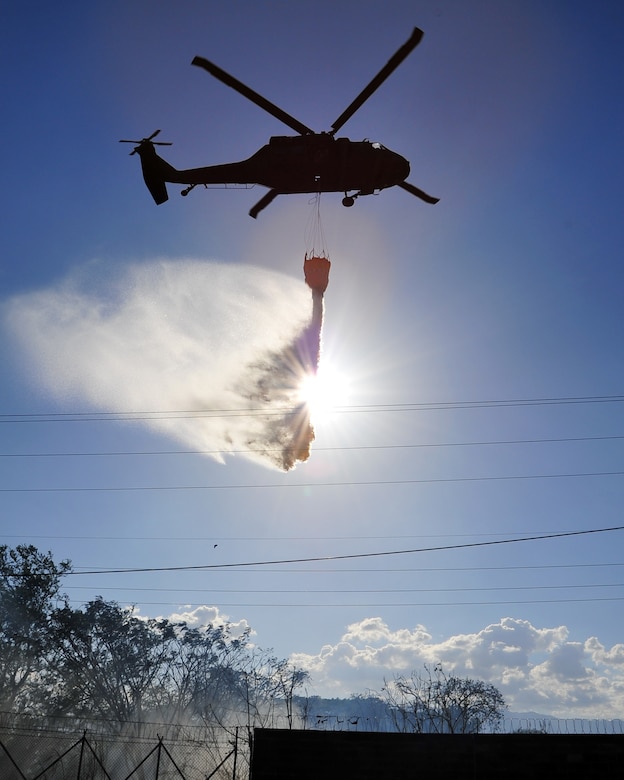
xmin=4 ymin=259 xmax=325 ymax=470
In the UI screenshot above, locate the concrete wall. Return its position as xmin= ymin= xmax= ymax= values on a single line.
xmin=251 ymin=728 xmax=623 ymax=779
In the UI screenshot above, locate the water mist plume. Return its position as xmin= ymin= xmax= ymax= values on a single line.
xmin=4 ymin=259 xmax=325 ymax=470
xmin=240 ymin=289 xmax=325 ymax=469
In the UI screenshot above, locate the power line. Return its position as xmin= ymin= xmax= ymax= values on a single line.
xmin=0 ymin=531 xmax=615 ymax=543
xmin=3 ymin=469 xmax=624 ymax=493
xmin=1 ymin=393 xmax=623 ymax=424
xmin=65 ymin=525 xmax=624 ymax=576
xmin=59 ymin=596 xmax=624 ymax=608
xmin=59 ymin=561 xmax=624 ymax=575
xmin=3 ymin=433 xmax=623 ymax=459
xmin=62 ymin=582 xmax=624 ymax=595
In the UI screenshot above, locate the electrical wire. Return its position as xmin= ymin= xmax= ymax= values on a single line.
xmin=17 ymin=561 xmax=624 ymax=573
xmin=64 ymin=525 xmax=624 ymax=576
xmin=61 ymin=582 xmax=624 ymax=595
xmin=0 ymin=531 xmax=619 ymax=543
xmin=2 ymin=433 xmax=623 ymax=459
xmin=1 ymin=393 xmax=623 ymax=424
xmin=3 ymin=469 xmax=623 ymax=493
xmin=3 ymin=394 xmax=622 ymax=613
xmin=58 ymin=596 xmax=624 ymax=608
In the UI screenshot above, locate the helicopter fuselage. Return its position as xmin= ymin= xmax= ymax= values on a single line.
xmin=164 ymin=134 xmax=410 ymax=195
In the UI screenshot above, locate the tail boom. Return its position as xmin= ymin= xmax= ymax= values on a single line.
xmin=133 ymin=141 xmax=179 ymax=204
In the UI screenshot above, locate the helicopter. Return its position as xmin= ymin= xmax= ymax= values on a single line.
xmin=121 ymin=27 xmax=439 ymax=219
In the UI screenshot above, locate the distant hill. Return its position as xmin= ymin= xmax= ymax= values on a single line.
xmin=294 ymin=696 xmax=623 ymax=734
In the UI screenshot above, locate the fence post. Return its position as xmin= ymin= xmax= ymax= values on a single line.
xmin=76 ymin=731 xmax=86 ymax=780
xmin=0 ymin=739 xmax=28 ymax=780
xmin=232 ymin=727 xmax=238 ymax=780
xmin=155 ymin=736 xmax=163 ymax=780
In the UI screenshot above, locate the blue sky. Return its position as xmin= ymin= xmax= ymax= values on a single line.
xmin=2 ymin=0 xmax=624 ymax=718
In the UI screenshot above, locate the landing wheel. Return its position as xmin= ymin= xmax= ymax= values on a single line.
xmin=342 ymin=196 xmax=355 ymax=207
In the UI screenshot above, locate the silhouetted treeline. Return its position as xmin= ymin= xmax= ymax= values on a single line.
xmin=0 ymin=545 xmax=307 ymax=734
xmin=1 ymin=545 xmax=511 ymax=738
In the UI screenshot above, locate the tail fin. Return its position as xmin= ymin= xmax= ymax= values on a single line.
xmin=134 ymin=141 xmax=178 ymax=205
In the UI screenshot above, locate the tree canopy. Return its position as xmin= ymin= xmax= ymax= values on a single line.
xmin=0 ymin=546 xmax=308 ymax=733
xmin=0 ymin=544 xmax=71 ymax=710
xmin=1 ymin=547 xmax=506 ymax=737
xmin=382 ymin=663 xmax=506 ymax=734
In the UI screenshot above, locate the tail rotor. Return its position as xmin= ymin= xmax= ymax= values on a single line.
xmin=119 ymin=129 xmax=173 ymax=155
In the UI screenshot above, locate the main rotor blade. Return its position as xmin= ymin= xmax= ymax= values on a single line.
xmin=192 ymin=56 xmax=314 ymax=136
xmin=119 ymin=141 xmax=172 ymax=146
xmin=330 ymin=27 xmax=424 ymax=134
xmin=119 ymin=129 xmax=172 ymax=146
xmin=398 ymin=180 xmax=439 ymax=204
xmin=249 ymin=188 xmax=280 ymax=219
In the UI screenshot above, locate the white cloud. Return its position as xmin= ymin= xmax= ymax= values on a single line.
xmin=166 ymin=604 xmax=252 ymax=641
xmin=291 ymin=616 xmax=624 ymax=719
xmin=586 ymin=637 xmax=624 ymax=666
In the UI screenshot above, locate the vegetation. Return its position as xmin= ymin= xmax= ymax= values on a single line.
xmin=0 ymin=544 xmax=71 ymax=711
xmin=381 ymin=663 xmax=506 ymax=733
xmin=0 ymin=545 xmax=307 ymax=739
xmin=1 ymin=546 xmax=506 ymax=739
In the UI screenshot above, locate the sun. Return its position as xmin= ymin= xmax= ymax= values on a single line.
xmin=298 ymin=361 xmax=351 ymax=423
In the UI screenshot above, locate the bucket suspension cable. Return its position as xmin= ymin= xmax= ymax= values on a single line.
xmin=304 ymin=193 xmax=328 ymax=259
xmin=303 ymin=195 xmax=331 ymax=295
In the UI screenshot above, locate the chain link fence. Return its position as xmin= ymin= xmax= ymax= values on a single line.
xmin=0 ymin=720 xmax=242 ymax=780
xmin=1 ymin=714 xmax=622 ymax=779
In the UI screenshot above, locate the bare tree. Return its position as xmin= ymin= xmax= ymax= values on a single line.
xmin=214 ymin=648 xmax=310 ymax=751
xmin=273 ymin=658 xmax=310 ymax=728
xmin=160 ymin=622 xmax=252 ymax=725
xmin=381 ymin=664 xmax=506 ymax=734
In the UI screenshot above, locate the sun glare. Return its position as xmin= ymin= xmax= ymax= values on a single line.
xmin=298 ymin=362 xmax=351 ymax=423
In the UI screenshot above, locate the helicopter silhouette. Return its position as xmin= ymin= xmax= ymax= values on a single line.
xmin=121 ymin=27 xmax=439 ymax=219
